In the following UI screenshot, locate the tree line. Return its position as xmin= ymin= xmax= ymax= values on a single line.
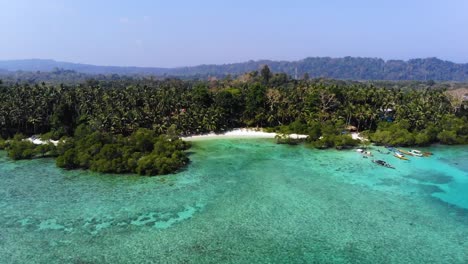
xmin=0 ymin=67 xmax=467 ymax=174
xmin=1 ymin=67 xmax=467 ymax=142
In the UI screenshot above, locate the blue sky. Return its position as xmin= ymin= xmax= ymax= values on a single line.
xmin=0 ymin=0 xmax=467 ymax=67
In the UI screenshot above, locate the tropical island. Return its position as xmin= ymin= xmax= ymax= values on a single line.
xmin=3 ymin=1 xmax=468 ymax=262
xmin=0 ymin=66 xmax=467 ymax=175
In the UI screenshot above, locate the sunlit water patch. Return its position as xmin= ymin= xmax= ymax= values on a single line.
xmin=0 ymin=142 xmax=467 ymax=263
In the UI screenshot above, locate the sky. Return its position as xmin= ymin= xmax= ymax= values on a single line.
xmin=0 ymin=0 xmax=467 ymax=67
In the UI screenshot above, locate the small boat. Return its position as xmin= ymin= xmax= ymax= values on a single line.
xmin=397 ymin=149 xmax=414 ymax=156
xmin=409 ymin=149 xmax=423 ymax=157
xmin=423 ymin=151 xmax=433 ymax=157
xmin=372 ymin=159 xmax=395 ymax=169
xmin=356 ymin=149 xmax=372 ymax=156
xmin=394 ymin=152 xmax=409 ymax=160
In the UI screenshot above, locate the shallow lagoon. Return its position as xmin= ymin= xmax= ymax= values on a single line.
xmin=0 ymin=139 xmax=467 ymax=263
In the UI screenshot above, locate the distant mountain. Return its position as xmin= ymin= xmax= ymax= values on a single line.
xmin=0 ymin=59 xmax=167 ymax=75
xmin=1 ymin=57 xmax=468 ymax=81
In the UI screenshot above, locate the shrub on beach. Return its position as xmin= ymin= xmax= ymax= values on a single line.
xmin=0 ymin=137 xmax=6 ymax=150
xmin=7 ymin=140 xmax=37 ymax=160
xmin=5 ymin=136 xmax=57 ymax=160
xmin=2 ymin=126 xmax=191 ymax=176
xmin=310 ymin=134 xmax=359 ymax=149
xmin=55 ymin=126 xmax=191 ymax=176
xmin=304 ymin=120 xmax=359 ymax=149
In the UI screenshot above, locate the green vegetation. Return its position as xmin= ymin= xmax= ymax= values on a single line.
xmin=2 ymin=134 xmax=57 ymax=160
xmin=306 ymin=120 xmax=360 ymax=149
xmin=2 ymin=127 xmax=190 ymax=176
xmin=0 ymin=136 xmax=5 ymax=150
xmin=54 ymin=126 xmax=190 ymax=175
xmin=0 ymin=68 xmax=467 ymax=174
xmin=7 ymin=140 xmax=37 ymax=160
xmin=274 ymin=134 xmax=304 ymax=145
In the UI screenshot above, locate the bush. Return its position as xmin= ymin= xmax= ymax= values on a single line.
xmin=275 ymin=134 xmax=304 ymax=145
xmin=7 ymin=140 xmax=37 ymax=160
xmin=0 ymin=137 xmax=6 ymax=150
xmin=56 ymin=149 xmax=78 ymax=169
xmin=36 ymin=143 xmax=56 ymax=157
xmin=54 ymin=127 xmax=191 ymax=176
xmin=414 ymin=133 xmax=431 ymax=146
xmin=437 ymin=130 xmax=459 ymax=145
xmin=334 ymin=135 xmax=359 ymax=149
xmin=371 ymin=122 xmax=415 ymax=146
xmin=310 ymin=136 xmax=335 ymax=149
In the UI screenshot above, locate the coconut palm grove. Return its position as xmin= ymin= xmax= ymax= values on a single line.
xmin=0 ymin=67 xmax=467 ymax=175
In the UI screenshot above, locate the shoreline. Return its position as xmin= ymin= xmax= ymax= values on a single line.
xmin=182 ymin=128 xmax=308 ymax=141
xmin=26 ymin=136 xmax=59 ymax=146
xmin=22 ymin=129 xmax=365 ymax=144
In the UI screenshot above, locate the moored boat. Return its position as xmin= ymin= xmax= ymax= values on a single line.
xmin=397 ymin=149 xmax=413 ymax=156
xmin=356 ymin=149 xmax=372 ymax=156
xmin=372 ymin=159 xmax=395 ymax=169
xmin=394 ymin=152 xmax=409 ymax=160
xmin=409 ymin=149 xmax=423 ymax=157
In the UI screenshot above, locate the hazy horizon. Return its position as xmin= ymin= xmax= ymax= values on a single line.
xmin=1 ymin=0 xmax=468 ymax=67
xmin=2 ymin=56 xmax=468 ymax=70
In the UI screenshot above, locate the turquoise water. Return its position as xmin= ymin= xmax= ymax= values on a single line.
xmin=0 ymin=140 xmax=467 ymax=263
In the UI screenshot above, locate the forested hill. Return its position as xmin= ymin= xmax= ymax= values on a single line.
xmin=1 ymin=57 xmax=468 ymax=81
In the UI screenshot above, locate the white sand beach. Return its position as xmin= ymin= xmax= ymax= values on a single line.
xmin=351 ymin=132 xmax=367 ymax=141
xmin=26 ymin=136 xmax=59 ymax=146
xmin=24 ymin=130 xmax=361 ymax=143
xmin=182 ymin=128 xmax=308 ymax=141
